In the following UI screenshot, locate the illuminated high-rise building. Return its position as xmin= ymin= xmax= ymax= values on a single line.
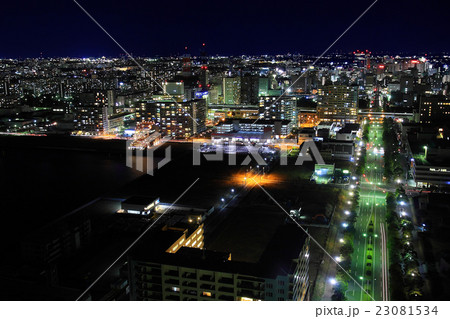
xmin=128 ymin=223 xmax=310 ymax=301
xmin=163 ymin=81 xmax=185 ymax=96
xmin=199 ymin=66 xmax=209 ymax=90
xmin=419 ymin=95 xmax=450 ymax=125
xmin=259 ymin=96 xmax=298 ymax=132
xmin=223 ymin=77 xmax=241 ymax=105
xmin=317 ymin=85 xmax=358 ymax=124
xmin=136 ymin=99 xmax=206 ymax=137
xmin=258 ymin=77 xmax=269 ymax=96
xmin=181 ymin=47 xmax=192 ymax=77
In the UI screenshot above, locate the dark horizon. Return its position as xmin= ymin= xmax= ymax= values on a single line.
xmin=2 ymin=49 xmax=450 ymax=60
xmin=2 ymin=0 xmax=450 ymax=59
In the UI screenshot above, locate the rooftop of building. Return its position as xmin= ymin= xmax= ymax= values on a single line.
xmin=218 ymin=118 xmax=291 ymax=126
xmin=122 ymin=195 xmax=159 ymax=206
xmin=211 ymin=131 xmax=265 ymax=139
xmin=127 ymin=182 xmax=312 ymax=280
xmin=321 ymin=138 xmax=354 ymax=144
xmin=208 ymin=104 xmax=259 ymax=110
xmin=316 ymin=121 xmax=334 ymax=126
xmin=109 ymin=112 xmax=131 ymax=120
xmin=130 ymin=222 xmax=306 ymax=280
xmin=340 ymin=123 xmax=360 ymax=133
xmin=298 ymin=128 xmax=315 ymax=133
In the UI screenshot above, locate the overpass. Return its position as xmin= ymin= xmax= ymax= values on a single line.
xmin=358 ymin=111 xmax=414 ymax=121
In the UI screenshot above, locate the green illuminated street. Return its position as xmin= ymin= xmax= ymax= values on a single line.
xmin=347 ymin=122 xmax=389 ymax=301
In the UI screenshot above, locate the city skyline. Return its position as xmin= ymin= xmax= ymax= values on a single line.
xmin=1 ymin=0 xmax=450 ymax=310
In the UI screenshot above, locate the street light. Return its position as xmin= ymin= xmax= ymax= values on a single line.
xmin=423 ymin=146 xmax=428 ymax=158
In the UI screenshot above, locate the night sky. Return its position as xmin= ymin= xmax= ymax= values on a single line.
xmin=1 ymin=0 xmax=449 ymax=58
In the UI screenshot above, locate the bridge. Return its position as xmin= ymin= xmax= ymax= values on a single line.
xmin=358 ymin=111 xmax=414 ymax=121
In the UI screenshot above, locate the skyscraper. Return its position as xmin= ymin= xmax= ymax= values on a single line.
xmin=223 ymin=77 xmax=241 ymax=105
xmin=317 ymin=85 xmax=358 ymax=123
xmin=259 ymin=96 xmax=298 ymax=132
xmin=128 ymin=224 xmax=310 ymax=301
xmin=137 ymin=99 xmax=206 ymax=137
xmin=419 ymin=95 xmax=450 ymax=125
xmin=240 ymin=75 xmax=259 ymax=105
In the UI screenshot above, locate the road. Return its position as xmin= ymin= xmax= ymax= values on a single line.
xmin=347 ymin=122 xmax=389 ymax=301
